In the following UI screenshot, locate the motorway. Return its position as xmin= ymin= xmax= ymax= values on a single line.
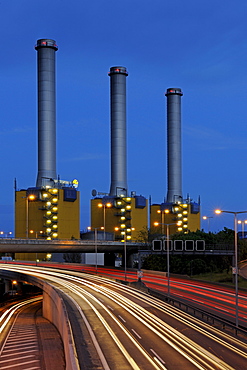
xmin=1 ymin=264 xmax=247 ymax=369
xmin=0 ymin=297 xmax=65 ymax=370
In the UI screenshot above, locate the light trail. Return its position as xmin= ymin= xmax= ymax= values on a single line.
xmin=1 ymin=264 xmax=246 ymax=369
xmin=0 ymin=297 xmax=42 ymax=334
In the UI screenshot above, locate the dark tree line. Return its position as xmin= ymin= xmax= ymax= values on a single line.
xmin=136 ymin=227 xmax=247 ymax=275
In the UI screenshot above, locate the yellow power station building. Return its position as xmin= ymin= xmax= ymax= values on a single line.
xmin=91 ymin=195 xmax=148 ymax=242
xmin=150 ymin=201 xmax=200 ymax=236
xmin=15 ymin=185 xmax=80 ymax=260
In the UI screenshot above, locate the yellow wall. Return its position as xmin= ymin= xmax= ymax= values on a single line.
xmin=15 ymin=188 xmax=80 ymax=240
xmin=91 ymin=196 xmax=148 ymax=241
xmin=150 ymin=203 xmax=200 ymax=236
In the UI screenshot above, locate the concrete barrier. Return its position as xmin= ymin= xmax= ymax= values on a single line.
xmin=0 ymin=270 xmax=80 ymax=370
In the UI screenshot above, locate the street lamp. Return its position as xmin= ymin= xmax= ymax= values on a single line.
xmin=202 ymin=216 xmax=213 ymax=232
xmin=157 ymin=209 xmax=170 ymax=233
xmin=237 ymin=220 xmax=247 ymax=239
xmin=215 ymin=209 xmax=247 ymax=327
xmin=11 ymin=280 xmax=17 ymax=296
xmin=24 ymin=194 xmax=36 ymax=238
xmin=98 ymin=202 xmax=112 ymax=240
xmin=154 ymin=221 xmax=181 ymax=299
xmin=87 ymin=227 xmax=99 ymax=274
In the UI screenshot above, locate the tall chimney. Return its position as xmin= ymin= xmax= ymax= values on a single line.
xmin=35 ymin=39 xmax=58 ymax=188
xmin=108 ymin=66 xmax=128 ymax=197
xmin=165 ymin=88 xmax=183 ymax=203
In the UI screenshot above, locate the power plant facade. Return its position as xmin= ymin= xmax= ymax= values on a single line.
xmin=90 ymin=66 xmax=148 ymax=241
xmin=15 ymin=39 xmax=80 ymax=260
xmin=150 ymin=88 xmax=200 ymax=235
xmin=13 ymin=39 xmax=200 ymax=261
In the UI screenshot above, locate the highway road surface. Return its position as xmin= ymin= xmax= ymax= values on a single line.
xmin=1 ymin=264 xmax=247 ymax=370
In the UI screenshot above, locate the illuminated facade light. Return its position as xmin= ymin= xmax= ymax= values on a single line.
xmin=46 ymin=202 xmax=51 ymax=206
xmin=46 ymin=220 xmax=52 ymax=224
xmin=127 ymin=235 xmax=131 ymax=240
xmin=52 ymin=198 xmax=58 ymax=203
xmin=121 ymin=216 xmax=126 ymax=220
xmin=52 ymin=206 xmax=58 ymax=212
xmin=120 ymin=224 xmax=126 ymax=228
xmin=126 ymin=205 xmax=131 ymax=210
xmin=46 ymin=211 xmax=51 ymax=216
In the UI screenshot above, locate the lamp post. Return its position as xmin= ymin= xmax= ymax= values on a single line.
xmin=157 ymin=209 xmax=170 ymax=234
xmin=98 ymin=202 xmax=112 ymax=240
xmin=154 ymin=221 xmax=181 ymax=299
xmin=202 ymin=216 xmax=213 ymax=232
xmin=25 ymin=194 xmax=36 ymax=238
xmin=215 ymin=209 xmax=247 ymax=327
xmin=88 ymin=227 xmax=99 ymax=274
xmin=237 ymin=220 xmax=247 ymax=239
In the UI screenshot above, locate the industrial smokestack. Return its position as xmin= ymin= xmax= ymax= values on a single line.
xmin=165 ymin=88 xmax=183 ymax=203
xmin=35 ymin=39 xmax=58 ymax=188
xmin=108 ymin=66 xmax=128 ymax=197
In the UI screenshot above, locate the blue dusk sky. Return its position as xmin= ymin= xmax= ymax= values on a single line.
xmin=1 ymin=0 xmax=247 ymax=235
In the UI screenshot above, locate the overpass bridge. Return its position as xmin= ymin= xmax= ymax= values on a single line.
xmin=0 ymin=238 xmax=141 ymax=253
xmin=0 ymin=238 xmax=235 ymax=256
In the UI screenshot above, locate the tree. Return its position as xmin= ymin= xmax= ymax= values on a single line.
xmin=63 ymin=253 xmax=82 ymax=263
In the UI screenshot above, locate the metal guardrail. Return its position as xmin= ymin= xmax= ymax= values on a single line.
xmin=147 ymin=287 xmax=247 ymax=342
